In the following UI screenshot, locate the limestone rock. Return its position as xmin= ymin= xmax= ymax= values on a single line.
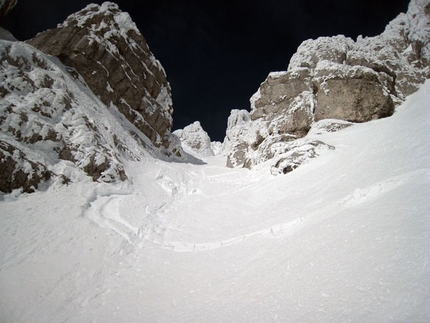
xmin=0 ymin=40 xmax=134 ymax=191
xmin=0 ymin=2 xmax=190 ymax=193
xmin=27 ymin=2 xmax=175 ymax=149
xmin=225 ymin=0 xmax=430 ymax=173
xmin=0 ymin=140 xmax=52 ymax=193
xmin=173 ymin=121 xmax=214 ymax=157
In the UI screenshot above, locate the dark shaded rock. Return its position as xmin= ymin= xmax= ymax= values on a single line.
xmin=28 ymin=2 xmax=174 ymax=149
xmin=0 ymin=0 xmax=17 ymax=18
xmin=0 ymin=140 xmax=52 ymax=193
xmin=0 ymin=2 xmax=191 ymax=194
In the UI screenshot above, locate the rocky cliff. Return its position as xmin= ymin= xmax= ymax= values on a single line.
xmin=0 ymin=2 xmax=183 ymax=194
xmin=27 ymin=2 xmax=175 ymax=150
xmin=173 ymin=121 xmax=215 ymax=157
xmin=224 ymin=0 xmax=430 ymax=174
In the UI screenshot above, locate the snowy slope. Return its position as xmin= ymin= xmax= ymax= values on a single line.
xmin=1 ymin=73 xmax=429 ymax=323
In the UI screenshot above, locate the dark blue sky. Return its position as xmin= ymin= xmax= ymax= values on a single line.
xmin=1 ymin=0 xmax=410 ymax=141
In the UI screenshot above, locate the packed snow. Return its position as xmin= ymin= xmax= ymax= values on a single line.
xmin=1 ymin=81 xmax=430 ymax=321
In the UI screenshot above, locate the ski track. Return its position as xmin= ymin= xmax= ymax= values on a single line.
xmin=1 ymin=82 xmax=430 ymax=323
xmin=83 ymin=158 xmax=297 ymax=252
xmin=342 ymin=168 xmax=430 ymax=207
xmin=85 ymin=156 xmax=430 ymax=253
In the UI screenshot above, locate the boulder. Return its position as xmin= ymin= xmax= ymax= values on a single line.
xmin=173 ymin=121 xmax=214 ymax=157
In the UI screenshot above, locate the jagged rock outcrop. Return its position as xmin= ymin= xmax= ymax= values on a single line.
xmin=0 ymin=2 xmax=184 ymax=194
xmin=27 ymin=2 xmax=174 ymax=150
xmin=225 ymin=0 xmax=430 ymax=174
xmin=173 ymin=121 xmax=214 ymax=157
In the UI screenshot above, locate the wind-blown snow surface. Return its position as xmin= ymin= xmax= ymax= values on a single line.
xmin=1 ymin=82 xmax=430 ymax=322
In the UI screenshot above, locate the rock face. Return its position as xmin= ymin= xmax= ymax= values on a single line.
xmin=0 ymin=140 xmax=52 ymax=193
xmin=0 ymin=2 xmax=184 ymax=194
xmin=225 ymin=0 xmax=430 ymax=173
xmin=27 ymin=2 xmax=174 ymax=150
xmin=173 ymin=121 xmax=214 ymax=157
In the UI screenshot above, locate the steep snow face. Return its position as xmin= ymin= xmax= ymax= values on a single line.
xmin=225 ymin=0 xmax=430 ymax=173
xmin=27 ymin=2 xmax=176 ymax=149
xmin=0 ymin=80 xmax=429 ymax=323
xmin=0 ymin=38 xmax=185 ymax=193
xmin=0 ymin=26 xmax=16 ymax=41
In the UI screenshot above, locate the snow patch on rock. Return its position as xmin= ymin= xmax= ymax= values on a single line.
xmin=173 ymin=121 xmax=214 ymax=157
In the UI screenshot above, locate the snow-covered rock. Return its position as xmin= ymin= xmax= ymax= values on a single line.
xmin=27 ymin=2 xmax=176 ymax=150
xmin=0 ymin=140 xmax=52 ymax=193
xmin=173 ymin=121 xmax=214 ymax=157
xmin=0 ymin=3 xmax=186 ymax=193
xmin=225 ymin=0 xmax=430 ymax=173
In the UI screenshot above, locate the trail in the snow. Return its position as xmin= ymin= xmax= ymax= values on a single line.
xmin=84 ymin=150 xmax=430 ymax=253
xmin=1 ymin=82 xmax=429 ymax=323
xmin=84 ymin=157 xmax=283 ymax=251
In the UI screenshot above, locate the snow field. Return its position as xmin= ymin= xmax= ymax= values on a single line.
xmin=1 ymin=82 xmax=430 ymax=322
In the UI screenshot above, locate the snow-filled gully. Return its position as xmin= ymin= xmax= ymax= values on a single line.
xmin=83 ymin=158 xmax=310 ymax=252
xmin=1 ymin=82 xmax=430 ymax=322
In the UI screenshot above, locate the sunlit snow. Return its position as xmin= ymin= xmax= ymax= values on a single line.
xmin=1 ymin=82 xmax=429 ymax=322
